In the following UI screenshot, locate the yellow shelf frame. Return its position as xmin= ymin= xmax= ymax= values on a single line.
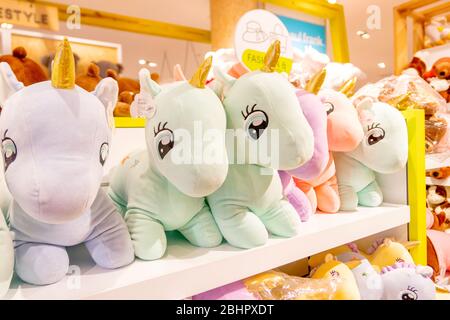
xmin=402 ymin=109 xmax=427 ymax=265
xmin=114 ymin=117 xmax=146 ymax=128
xmin=261 ymin=0 xmax=350 ymax=62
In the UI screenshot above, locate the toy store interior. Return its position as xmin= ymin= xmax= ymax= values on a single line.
xmin=0 ymin=0 xmax=449 ymax=301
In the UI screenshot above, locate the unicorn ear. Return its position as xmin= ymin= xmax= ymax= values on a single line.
xmin=173 ymin=64 xmax=186 ymax=81
xmin=355 ymin=97 xmax=373 ymax=111
xmin=93 ymin=77 xmax=118 ymax=128
xmin=130 ymin=68 xmax=158 ymax=119
xmin=213 ymin=66 xmax=236 ymax=94
xmin=139 ymin=68 xmax=161 ymax=97
xmin=0 ymin=62 xmax=24 ymax=106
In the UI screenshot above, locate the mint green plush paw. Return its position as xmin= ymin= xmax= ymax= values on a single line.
xmin=178 ymin=205 xmax=223 ymax=248
xmin=125 ymin=211 xmax=167 ymax=260
xmin=254 ymin=200 xmax=302 ymax=238
xmin=357 ymin=180 xmax=383 ymax=207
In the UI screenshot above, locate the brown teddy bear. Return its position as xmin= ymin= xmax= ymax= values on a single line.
xmin=75 ymin=63 xmax=102 ymax=92
xmin=0 ymin=47 xmax=48 ymax=86
xmin=423 ymin=57 xmax=450 ymax=103
xmin=106 ymin=69 xmax=140 ymax=117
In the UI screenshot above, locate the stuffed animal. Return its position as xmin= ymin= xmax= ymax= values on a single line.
xmin=207 ymin=41 xmax=313 ymax=249
xmin=424 ymin=17 xmax=450 ymax=48
xmin=334 ymin=97 xmax=408 ymax=211
xmin=108 ymin=57 xmax=228 ymax=260
xmin=0 ymin=39 xmax=134 ymax=285
xmin=310 ymin=254 xmax=361 ymax=300
xmin=309 ymin=239 xmax=417 ymax=271
xmin=94 ymin=60 xmax=123 ymax=78
xmin=423 ymin=57 xmax=450 ymax=103
xmin=279 ymin=86 xmax=329 ymax=221
xmin=75 ymin=62 xmax=102 ymax=92
xmin=0 ymin=47 xmax=48 ymax=86
xmin=427 ymin=167 xmax=450 ymax=180
xmin=427 ymin=229 xmax=450 ymax=281
xmin=107 ymin=69 xmax=140 ymax=117
xmin=380 ymin=263 xmax=436 ymax=300
xmin=294 ymin=73 xmax=364 ymax=213
xmin=0 ymin=213 xmax=13 ymax=298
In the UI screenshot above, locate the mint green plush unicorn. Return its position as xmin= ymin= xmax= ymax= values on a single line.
xmin=108 ymin=57 xmax=229 ymax=260
xmin=334 ymin=98 xmax=408 ymax=211
xmin=207 ymin=41 xmax=314 ymax=249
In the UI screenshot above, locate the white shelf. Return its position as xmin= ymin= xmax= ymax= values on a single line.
xmin=5 ymin=204 xmax=409 ymax=300
xmin=426 ymin=152 xmax=450 ymax=170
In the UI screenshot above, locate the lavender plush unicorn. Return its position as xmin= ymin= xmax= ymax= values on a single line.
xmin=0 ymin=39 xmax=134 ymax=286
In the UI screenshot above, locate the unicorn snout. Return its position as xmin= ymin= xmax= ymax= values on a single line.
xmin=329 ymin=124 xmax=364 ymax=152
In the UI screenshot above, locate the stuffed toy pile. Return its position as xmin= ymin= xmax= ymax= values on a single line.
xmin=108 ymin=57 xmax=228 ymax=260
xmin=0 ymin=39 xmax=134 ymax=286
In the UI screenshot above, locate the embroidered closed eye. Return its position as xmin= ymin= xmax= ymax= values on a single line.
xmin=154 ymin=122 xmax=174 ymax=160
xmin=241 ymin=104 xmax=269 ymax=141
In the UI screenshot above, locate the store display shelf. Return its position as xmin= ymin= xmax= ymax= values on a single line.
xmin=426 ymin=176 xmax=450 ymax=187
xmin=5 ymin=204 xmax=409 ymax=300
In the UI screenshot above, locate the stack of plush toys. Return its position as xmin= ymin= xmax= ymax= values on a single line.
xmin=193 ymin=238 xmax=436 ymax=300
xmin=0 ymin=38 xmax=428 ymax=300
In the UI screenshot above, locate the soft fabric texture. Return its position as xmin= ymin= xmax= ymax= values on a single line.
xmin=0 ymin=212 xmax=13 ymax=298
xmin=209 ymin=57 xmax=314 ymax=249
xmin=108 ymin=63 xmax=229 ymax=260
xmin=0 ymin=46 xmax=134 ymax=286
xmin=0 ymin=47 xmax=48 ymax=86
xmin=335 ymin=98 xmax=408 ymax=211
xmin=294 ymin=88 xmax=364 ymax=213
xmin=380 ymin=263 xmax=435 ymax=300
xmin=279 ymin=89 xmax=329 ymax=221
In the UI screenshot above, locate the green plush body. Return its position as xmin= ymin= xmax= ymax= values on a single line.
xmin=207 ymin=164 xmax=299 ymax=248
xmin=109 ymin=150 xmax=222 ymax=260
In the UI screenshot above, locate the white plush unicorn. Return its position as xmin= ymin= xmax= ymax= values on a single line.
xmin=334 ymin=98 xmax=408 ymax=211
xmin=208 ymin=41 xmax=314 ymax=249
xmin=108 ymin=57 xmax=229 ymax=260
xmin=0 ymin=39 xmax=134 ymax=286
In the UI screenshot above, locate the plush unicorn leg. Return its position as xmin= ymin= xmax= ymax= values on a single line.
xmin=84 ymin=190 xmax=134 ymax=269
xmin=15 ymin=243 xmax=69 ymax=285
xmin=357 ymin=180 xmax=383 ymax=207
xmin=125 ymin=210 xmax=167 ymax=260
xmin=253 ymin=199 xmax=301 ymax=237
xmin=178 ymin=205 xmax=222 ymax=248
xmin=279 ymin=171 xmax=312 ymax=222
xmin=0 ymin=213 xmax=13 ymax=297
xmin=338 ymin=184 xmax=359 ymax=211
xmin=315 ymin=177 xmax=340 ymax=213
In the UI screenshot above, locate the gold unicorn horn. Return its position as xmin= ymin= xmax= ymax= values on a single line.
xmin=339 ymin=77 xmax=357 ymax=97
xmin=261 ymin=40 xmax=280 ymax=73
xmin=189 ymin=56 xmax=213 ymax=89
xmin=305 ymin=69 xmax=326 ymax=95
xmin=51 ymin=38 xmax=75 ymax=89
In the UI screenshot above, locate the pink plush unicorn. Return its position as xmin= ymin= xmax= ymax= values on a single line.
xmin=294 ymin=73 xmax=364 ymax=213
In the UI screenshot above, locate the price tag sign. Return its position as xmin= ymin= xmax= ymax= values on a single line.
xmin=234 ymin=9 xmax=293 ymax=73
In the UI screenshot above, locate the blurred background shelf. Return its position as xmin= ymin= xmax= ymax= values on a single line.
xmin=5 ymin=204 xmax=409 ymax=300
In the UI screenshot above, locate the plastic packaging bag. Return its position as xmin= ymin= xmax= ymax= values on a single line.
xmin=245 ymin=271 xmax=339 ymax=300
